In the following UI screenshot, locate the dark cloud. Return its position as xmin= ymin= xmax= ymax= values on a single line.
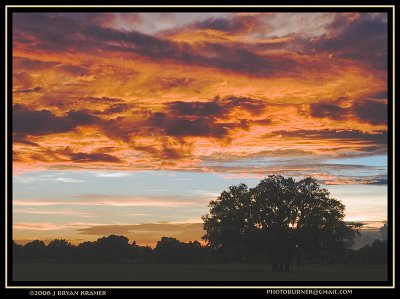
xmin=13 ymin=57 xmax=59 ymax=70
xmin=138 ymin=96 xmax=267 ymax=139
xmin=56 ymin=64 xmax=89 ymax=76
xmin=13 ymin=86 xmax=42 ymax=93
xmin=85 ymin=24 xmax=188 ymax=59
xmin=168 ymin=96 xmax=266 ymax=118
xmin=178 ymin=14 xmax=263 ymax=38
xmin=13 ymin=13 xmax=90 ymax=52
xmin=310 ymin=102 xmax=348 ymax=120
xmin=94 ymin=95 xmax=267 ymax=146
xmin=309 ymin=98 xmax=387 ymax=125
xmin=13 ymin=13 xmax=300 ymax=77
xmin=161 ymin=147 xmax=182 ymax=160
xmin=159 ymin=77 xmax=196 ymax=89
xmin=70 ymin=152 xmax=122 ymax=163
xmin=14 ymin=145 xmax=124 ymax=165
xmin=65 ymin=110 xmax=98 ymax=125
xmin=367 ymin=178 xmax=387 ymax=185
xmin=13 ymin=104 xmax=75 ymax=135
xmin=369 ymin=90 xmax=387 ymax=99
xmin=148 ymin=112 xmax=229 ymax=138
xmin=13 ymin=12 xmax=387 ymax=77
xmin=320 ymin=174 xmax=388 ymax=186
xmin=352 ymin=100 xmax=387 ymax=125
xmin=192 ymin=18 xmax=245 ymax=32
xmin=169 ymin=101 xmax=224 ymax=117
xmin=14 ymin=57 xmax=89 ymax=78
xmin=272 ymin=129 xmax=387 ymax=145
xmin=131 ymin=140 xmax=192 ymax=161
xmin=76 ymin=96 xmax=125 ymax=104
xmin=100 ymin=103 xmax=132 ymax=114
xmin=361 ymin=145 xmax=387 ymax=154
xmin=90 ymin=25 xmax=288 ymax=76
xmin=131 ymin=144 xmax=159 ymax=157
xmin=198 ymin=42 xmax=298 ymax=76
xmin=13 ymin=104 xmax=100 ymax=136
xmin=222 ymin=96 xmax=267 ymax=115
xmin=315 ymin=14 xmax=387 ymax=69
xmin=12 ymin=136 xmax=40 ymax=147
xmin=166 ymin=118 xmax=227 ymax=138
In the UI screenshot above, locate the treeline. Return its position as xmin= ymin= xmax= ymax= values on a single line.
xmin=344 ymin=239 xmax=388 ymax=265
xmin=13 ymin=236 xmax=210 ymax=264
xmin=12 ymin=235 xmax=387 ymax=265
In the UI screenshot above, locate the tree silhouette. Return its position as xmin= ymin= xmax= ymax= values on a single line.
xmin=47 ymin=239 xmax=74 ymax=262
xmin=345 ymin=239 xmax=387 ymax=264
xmin=202 ymin=175 xmax=361 ymax=271
xmin=130 ymin=241 xmax=153 ymax=263
xmin=76 ymin=241 xmax=95 ymax=262
xmin=94 ymin=235 xmax=131 ymax=262
xmin=13 ymin=241 xmax=23 ymax=263
xmin=154 ymin=237 xmax=206 ymax=263
xmin=379 ymin=224 xmax=388 ymax=240
xmin=22 ymin=240 xmax=47 ymax=262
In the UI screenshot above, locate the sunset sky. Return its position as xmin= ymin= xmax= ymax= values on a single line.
xmin=12 ymin=12 xmax=388 ymax=246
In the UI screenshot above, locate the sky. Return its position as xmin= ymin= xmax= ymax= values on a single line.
xmin=12 ymin=12 xmax=388 ymax=246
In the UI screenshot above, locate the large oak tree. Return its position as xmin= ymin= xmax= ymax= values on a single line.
xmin=202 ymin=175 xmax=361 ymax=270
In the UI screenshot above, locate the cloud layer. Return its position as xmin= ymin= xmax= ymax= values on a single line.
xmin=12 ymin=12 xmax=388 ymax=184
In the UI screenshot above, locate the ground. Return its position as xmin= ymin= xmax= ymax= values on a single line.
xmin=13 ymin=263 xmax=387 ymax=282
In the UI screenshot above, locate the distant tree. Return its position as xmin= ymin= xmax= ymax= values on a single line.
xmin=185 ymin=240 xmax=208 ymax=263
xmin=13 ymin=236 xmax=212 ymax=264
xmin=134 ymin=244 xmax=154 ymax=263
xmin=76 ymin=241 xmax=96 ymax=262
xmin=154 ymin=237 xmax=183 ymax=263
xmin=13 ymin=241 xmax=23 ymax=263
xmin=47 ymin=239 xmax=74 ymax=262
xmin=347 ymin=239 xmax=388 ymax=264
xmin=379 ymin=224 xmax=388 ymax=240
xmin=94 ymin=235 xmax=131 ymax=262
xmin=154 ymin=237 xmax=207 ymax=263
xmin=129 ymin=241 xmax=154 ymax=262
xmin=202 ymin=175 xmax=361 ymax=271
xmin=22 ymin=240 xmax=47 ymax=262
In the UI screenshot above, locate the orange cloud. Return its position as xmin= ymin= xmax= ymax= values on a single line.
xmin=13 ymin=222 xmax=65 ymax=230
xmin=11 ymin=12 xmax=388 ymax=177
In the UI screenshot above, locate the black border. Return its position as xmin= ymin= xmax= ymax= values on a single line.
xmin=3 ymin=1 xmax=396 ymax=296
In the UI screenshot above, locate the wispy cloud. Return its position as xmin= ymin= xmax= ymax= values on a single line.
xmin=13 ymin=194 xmax=206 ymax=208
xmin=93 ymin=172 xmax=132 ymax=178
xmin=13 ymin=222 xmax=65 ymax=230
xmin=14 ymin=174 xmax=86 ymax=183
xmin=55 ymin=177 xmax=86 ymax=183
xmin=13 ymin=208 xmax=94 ymax=217
xmin=139 ymin=189 xmax=169 ymax=192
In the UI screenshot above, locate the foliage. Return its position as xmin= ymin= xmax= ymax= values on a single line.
xmin=344 ymin=239 xmax=387 ymax=265
xmin=202 ymin=175 xmax=362 ymax=270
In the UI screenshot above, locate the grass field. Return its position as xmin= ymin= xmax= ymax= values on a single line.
xmin=12 ymin=263 xmax=387 ymax=281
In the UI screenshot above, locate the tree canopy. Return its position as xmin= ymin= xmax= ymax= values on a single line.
xmin=202 ymin=175 xmax=362 ymax=270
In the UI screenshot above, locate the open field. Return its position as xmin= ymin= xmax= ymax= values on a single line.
xmin=13 ymin=263 xmax=387 ymax=282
